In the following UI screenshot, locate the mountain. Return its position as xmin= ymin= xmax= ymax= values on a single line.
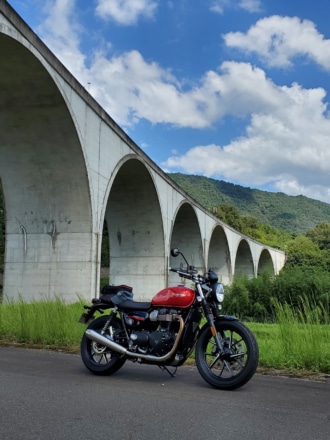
xmin=168 ymin=173 xmax=330 ymax=234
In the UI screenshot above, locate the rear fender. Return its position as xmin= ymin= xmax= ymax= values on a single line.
xmin=79 ymin=301 xmax=113 ymax=324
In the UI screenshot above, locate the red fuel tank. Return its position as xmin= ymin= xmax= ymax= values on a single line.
xmin=151 ymin=286 xmax=195 ymax=308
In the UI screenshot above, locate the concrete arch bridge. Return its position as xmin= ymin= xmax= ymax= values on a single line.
xmin=0 ymin=2 xmax=285 ymax=302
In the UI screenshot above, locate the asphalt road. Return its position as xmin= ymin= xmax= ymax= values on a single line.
xmin=0 ymin=346 xmax=329 ymax=440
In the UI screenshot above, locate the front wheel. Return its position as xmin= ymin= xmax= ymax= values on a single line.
xmin=195 ymin=319 xmax=259 ymax=390
xmin=80 ymin=315 xmax=127 ymax=375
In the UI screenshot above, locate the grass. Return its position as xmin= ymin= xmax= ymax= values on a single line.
xmin=0 ymin=296 xmax=85 ymax=352
xmin=0 ymin=295 xmax=329 ymax=376
xmin=248 ymin=297 xmax=330 ymax=375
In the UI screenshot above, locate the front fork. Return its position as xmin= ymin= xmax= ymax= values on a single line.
xmin=203 ymin=303 xmax=225 ymax=353
xmin=196 ymin=283 xmax=224 ymax=353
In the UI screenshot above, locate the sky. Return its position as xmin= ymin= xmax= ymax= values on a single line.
xmin=6 ymin=0 xmax=330 ymax=204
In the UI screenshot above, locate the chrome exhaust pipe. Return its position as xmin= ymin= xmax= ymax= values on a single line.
xmin=85 ymin=315 xmax=184 ymax=363
xmin=85 ymin=330 xmax=128 ymax=355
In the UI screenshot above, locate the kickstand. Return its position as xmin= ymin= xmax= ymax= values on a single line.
xmin=159 ymin=365 xmax=177 ymax=377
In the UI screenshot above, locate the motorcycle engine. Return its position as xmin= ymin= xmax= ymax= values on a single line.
xmin=126 ymin=308 xmax=178 ymax=356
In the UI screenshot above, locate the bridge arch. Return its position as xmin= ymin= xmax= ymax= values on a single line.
xmin=208 ymin=224 xmax=231 ymax=284
xmin=0 ymin=32 xmax=92 ymax=301
xmin=257 ymin=248 xmax=275 ymax=276
xmin=169 ymin=202 xmax=203 ymax=286
xmin=104 ymin=157 xmax=165 ymax=298
xmin=234 ymin=239 xmax=255 ymax=278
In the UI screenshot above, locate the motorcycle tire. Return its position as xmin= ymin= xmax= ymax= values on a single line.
xmin=195 ymin=319 xmax=259 ymax=390
xmin=80 ymin=315 xmax=127 ymax=375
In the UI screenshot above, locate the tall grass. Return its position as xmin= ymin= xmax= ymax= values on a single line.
xmin=0 ymin=296 xmax=85 ymax=351
xmin=0 ymin=296 xmax=329 ymax=374
xmin=273 ymin=297 xmax=329 ymax=372
xmin=249 ymin=296 xmax=330 ymax=373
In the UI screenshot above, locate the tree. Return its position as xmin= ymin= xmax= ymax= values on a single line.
xmin=306 ymin=222 xmax=330 ymax=250
xmin=284 ymin=235 xmax=324 ymax=270
xmin=213 ymin=204 xmax=242 ymax=231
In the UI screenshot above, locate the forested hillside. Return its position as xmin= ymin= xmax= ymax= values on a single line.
xmin=169 ymin=173 xmax=330 ymax=234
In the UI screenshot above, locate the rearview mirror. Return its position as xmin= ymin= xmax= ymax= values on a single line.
xmin=170 ymin=248 xmax=180 ymax=257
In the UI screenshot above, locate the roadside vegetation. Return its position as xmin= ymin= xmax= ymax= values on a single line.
xmin=0 ymin=295 xmax=328 ymax=375
xmin=248 ymin=298 xmax=329 ymax=374
xmin=221 ymin=221 xmax=330 ymax=323
xmin=0 ymin=297 xmax=84 ymax=351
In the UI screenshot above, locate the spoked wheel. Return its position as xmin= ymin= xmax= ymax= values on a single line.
xmin=80 ymin=315 xmax=127 ymax=375
xmin=195 ymin=319 xmax=259 ymax=390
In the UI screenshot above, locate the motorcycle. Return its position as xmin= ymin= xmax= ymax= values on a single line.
xmin=79 ymin=248 xmax=259 ymax=390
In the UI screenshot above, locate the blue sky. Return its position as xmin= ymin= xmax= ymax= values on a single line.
xmin=6 ymin=0 xmax=330 ymax=204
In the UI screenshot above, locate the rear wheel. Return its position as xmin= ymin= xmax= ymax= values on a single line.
xmin=195 ymin=319 xmax=259 ymax=390
xmin=80 ymin=315 xmax=127 ymax=375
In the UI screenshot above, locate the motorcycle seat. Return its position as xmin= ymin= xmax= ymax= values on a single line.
xmin=115 ymin=300 xmax=151 ymax=311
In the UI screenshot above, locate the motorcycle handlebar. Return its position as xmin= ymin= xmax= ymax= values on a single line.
xmin=169 ymin=267 xmax=191 ymax=278
xmin=169 ymin=268 xmax=186 ymax=274
xmin=169 ymin=267 xmax=204 ymax=282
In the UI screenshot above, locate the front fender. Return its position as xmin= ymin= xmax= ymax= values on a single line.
xmin=199 ymin=314 xmax=238 ymax=334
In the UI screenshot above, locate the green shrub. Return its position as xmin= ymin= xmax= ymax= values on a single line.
xmin=223 ymin=267 xmax=330 ymax=322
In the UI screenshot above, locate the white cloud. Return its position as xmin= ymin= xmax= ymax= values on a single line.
xmin=88 ymin=59 xmax=301 ymax=129
xmin=95 ymin=0 xmax=158 ymax=25
xmin=87 ymin=49 xmax=211 ymax=127
xmin=239 ymin=0 xmax=262 ymax=13
xmin=38 ymin=0 xmax=79 ymax=45
xmin=36 ymin=0 xmax=89 ymax=83
xmin=210 ymin=0 xmax=229 ymax=14
xmin=210 ymin=0 xmax=261 ymax=14
xmin=224 ymin=15 xmax=330 ymax=70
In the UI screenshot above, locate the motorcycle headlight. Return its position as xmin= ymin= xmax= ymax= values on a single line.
xmin=213 ymin=282 xmax=225 ymax=303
